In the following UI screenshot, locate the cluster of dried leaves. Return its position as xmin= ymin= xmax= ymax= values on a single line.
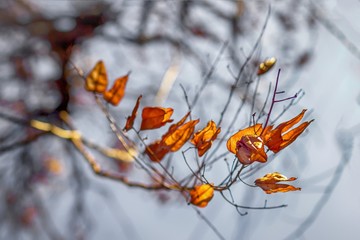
xmin=83 ymin=59 xmax=313 ymax=208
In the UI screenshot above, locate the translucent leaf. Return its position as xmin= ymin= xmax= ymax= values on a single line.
xmin=189 ymin=184 xmax=214 ymax=208
xmin=163 ymin=119 xmax=199 ymax=152
xmin=226 ymin=124 xmax=263 ymax=154
xmin=145 ymin=140 xmax=170 ymax=162
xmin=262 ymin=109 xmax=314 ymax=153
xmin=123 ymin=95 xmax=142 ymax=132
xmin=236 ymin=135 xmax=267 ymax=164
xmin=191 ymin=120 xmax=221 ymax=157
xmin=140 ymin=107 xmax=174 ymax=130
xmin=255 ymin=172 xmax=301 ymax=194
xmin=85 ymin=60 xmax=108 ymax=93
xmin=103 ymin=73 xmax=129 ymax=106
xmin=144 ymin=112 xmax=197 ymax=161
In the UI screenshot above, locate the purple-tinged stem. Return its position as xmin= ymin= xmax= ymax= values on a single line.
xmin=274 ymin=93 xmax=298 ymax=103
xmin=261 ymin=69 xmax=281 ymax=133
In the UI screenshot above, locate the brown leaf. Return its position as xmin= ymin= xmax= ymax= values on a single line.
xmin=189 ymin=184 xmax=214 ymax=208
xmin=123 ymin=95 xmax=142 ymax=132
xmin=262 ymin=109 xmax=314 ymax=153
xmin=255 ymin=172 xmax=301 ymax=194
xmin=191 ymin=120 xmax=221 ymax=157
xmin=103 ymin=73 xmax=129 ymax=106
xmin=85 ymin=60 xmax=108 ymax=93
xmin=140 ymin=107 xmax=174 ymax=130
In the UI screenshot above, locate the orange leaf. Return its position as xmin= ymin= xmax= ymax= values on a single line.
xmin=144 ymin=112 xmax=196 ymax=161
xmin=262 ymin=109 xmax=313 ymax=153
xmin=255 ymin=172 xmax=301 ymax=194
xmin=163 ymin=119 xmax=199 ymax=152
xmin=226 ymin=124 xmax=263 ymax=154
xmin=191 ymin=120 xmax=221 ymax=157
xmin=145 ymin=140 xmax=170 ymax=162
xmin=165 ymin=112 xmax=190 ymax=134
xmin=103 ymin=73 xmax=129 ymax=106
xmin=257 ymin=57 xmax=277 ymax=75
xmin=189 ymin=184 xmax=214 ymax=208
xmin=85 ymin=60 xmax=108 ymax=93
xmin=123 ymin=95 xmax=142 ymax=132
xmin=236 ymin=135 xmax=267 ymax=164
xmin=140 ymin=107 xmax=174 ymax=130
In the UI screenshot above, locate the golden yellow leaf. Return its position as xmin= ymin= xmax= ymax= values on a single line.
xmin=257 ymin=57 xmax=277 ymax=75
xmin=123 ymin=95 xmax=142 ymax=132
xmin=163 ymin=119 xmax=199 ymax=152
xmin=140 ymin=107 xmax=174 ymax=130
xmin=255 ymin=172 xmax=301 ymax=194
xmin=85 ymin=60 xmax=108 ymax=93
xmin=191 ymin=120 xmax=221 ymax=157
xmin=189 ymin=184 xmax=214 ymax=208
xmin=103 ymin=73 xmax=129 ymax=106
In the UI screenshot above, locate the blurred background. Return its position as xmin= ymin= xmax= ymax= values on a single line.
xmin=0 ymin=0 xmax=359 ymax=239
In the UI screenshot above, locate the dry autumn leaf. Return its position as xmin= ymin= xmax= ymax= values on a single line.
xmin=226 ymin=124 xmax=262 ymax=154
xmin=165 ymin=112 xmax=190 ymax=134
xmin=236 ymin=135 xmax=267 ymax=164
xmin=189 ymin=184 xmax=214 ymax=208
xmin=262 ymin=109 xmax=314 ymax=153
xmin=145 ymin=112 xmax=198 ymax=162
xmin=140 ymin=107 xmax=174 ymax=130
xmin=85 ymin=60 xmax=108 ymax=93
xmin=191 ymin=120 xmax=221 ymax=157
xmin=103 ymin=73 xmax=129 ymax=106
xmin=145 ymin=140 xmax=170 ymax=162
xmin=257 ymin=57 xmax=277 ymax=75
xmin=255 ymin=172 xmax=301 ymax=194
xmin=163 ymin=119 xmax=199 ymax=152
xmin=123 ymin=95 xmax=142 ymax=132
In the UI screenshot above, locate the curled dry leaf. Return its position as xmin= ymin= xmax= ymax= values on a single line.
xmin=123 ymin=95 xmax=142 ymax=132
xmin=103 ymin=73 xmax=129 ymax=106
xmin=164 ymin=119 xmax=199 ymax=152
xmin=255 ymin=172 xmax=301 ymax=194
xmin=145 ymin=112 xmax=198 ymax=162
xmin=262 ymin=109 xmax=314 ymax=153
xmin=189 ymin=184 xmax=214 ymax=208
xmin=165 ymin=112 xmax=190 ymax=134
xmin=236 ymin=135 xmax=267 ymax=164
xmin=140 ymin=107 xmax=174 ymax=130
xmin=85 ymin=60 xmax=108 ymax=93
xmin=226 ymin=110 xmax=313 ymax=164
xmin=191 ymin=120 xmax=221 ymax=157
xmin=257 ymin=57 xmax=277 ymax=75
xmin=227 ymin=124 xmax=263 ymax=154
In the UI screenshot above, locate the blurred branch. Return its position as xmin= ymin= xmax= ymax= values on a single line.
xmin=285 ymin=128 xmax=354 ymax=239
xmin=310 ymin=1 xmax=360 ymax=62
